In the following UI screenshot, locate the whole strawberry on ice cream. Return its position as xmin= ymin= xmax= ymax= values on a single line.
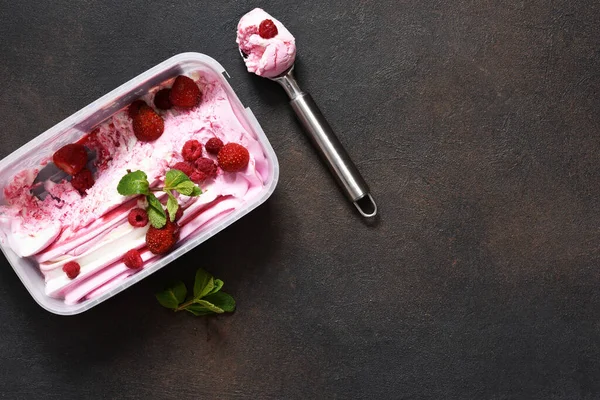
xmin=236 ymin=8 xmax=296 ymax=78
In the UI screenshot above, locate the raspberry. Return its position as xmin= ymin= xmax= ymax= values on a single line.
xmin=146 ymin=219 xmax=180 ymax=254
xmin=128 ymin=100 xmax=146 ymax=118
xmin=259 ymin=19 xmax=278 ymax=39
xmin=195 ymin=157 xmax=217 ymax=178
xmin=205 ymin=137 xmax=224 ymax=155
xmin=172 ymin=162 xmax=195 ymax=177
xmin=132 ymin=103 xmax=164 ymax=142
xmin=217 ymin=143 xmax=250 ymax=172
xmin=53 ymin=143 xmax=88 ymax=175
xmin=70 ymin=168 xmax=94 ymax=193
xmin=169 ymin=75 xmax=201 ymax=108
xmin=123 ymin=249 xmax=143 ymax=269
xmin=128 ymin=208 xmax=148 ymax=227
xmin=63 ymin=261 xmax=81 ymax=279
xmin=154 ymin=88 xmax=172 ymax=110
xmin=189 ymin=169 xmax=207 ymax=183
xmin=182 ymin=140 xmax=203 ymax=161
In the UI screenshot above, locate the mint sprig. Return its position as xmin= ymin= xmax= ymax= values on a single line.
xmin=155 ymin=268 xmax=235 ymax=315
xmin=117 ymin=169 xmax=202 ymax=228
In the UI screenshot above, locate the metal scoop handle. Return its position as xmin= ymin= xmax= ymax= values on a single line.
xmin=275 ymin=68 xmax=377 ymax=217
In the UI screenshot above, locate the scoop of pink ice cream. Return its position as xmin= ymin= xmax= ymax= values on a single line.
xmin=236 ymin=8 xmax=296 ymax=78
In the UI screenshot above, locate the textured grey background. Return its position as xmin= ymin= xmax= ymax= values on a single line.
xmin=1 ymin=0 xmax=600 ymax=399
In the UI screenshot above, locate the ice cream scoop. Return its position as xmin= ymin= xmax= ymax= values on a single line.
xmin=237 ymin=8 xmax=377 ymax=218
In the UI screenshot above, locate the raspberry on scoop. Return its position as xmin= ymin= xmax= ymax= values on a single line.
xmin=259 ymin=19 xmax=278 ymax=39
xmin=169 ymin=75 xmax=201 ymax=108
xmin=182 ymin=140 xmax=203 ymax=161
xmin=53 ymin=143 xmax=88 ymax=175
xmin=63 ymin=261 xmax=81 ymax=279
xmin=217 ymin=143 xmax=250 ymax=172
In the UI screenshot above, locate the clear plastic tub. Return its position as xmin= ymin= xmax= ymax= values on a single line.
xmin=0 ymin=53 xmax=279 ymax=315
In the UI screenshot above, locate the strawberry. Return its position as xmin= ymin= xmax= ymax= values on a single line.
xmin=172 ymin=162 xmax=195 ymax=177
xmin=169 ymin=75 xmax=201 ymax=108
xmin=70 ymin=168 xmax=95 ymax=193
xmin=217 ymin=143 xmax=250 ymax=172
xmin=154 ymin=89 xmax=172 ymax=110
xmin=63 ymin=261 xmax=81 ymax=279
xmin=128 ymin=208 xmax=148 ymax=227
xmin=123 ymin=249 xmax=143 ymax=269
xmin=132 ymin=103 xmax=165 ymax=142
xmin=205 ymin=137 xmax=224 ymax=155
xmin=259 ymin=19 xmax=278 ymax=39
xmin=53 ymin=143 xmax=88 ymax=175
xmin=195 ymin=157 xmax=217 ymax=178
xmin=128 ymin=100 xmax=146 ymax=118
xmin=182 ymin=140 xmax=203 ymax=161
xmin=146 ymin=218 xmax=180 ymax=254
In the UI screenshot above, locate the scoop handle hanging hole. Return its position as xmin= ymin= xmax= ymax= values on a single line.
xmin=354 ymin=193 xmax=377 ymax=218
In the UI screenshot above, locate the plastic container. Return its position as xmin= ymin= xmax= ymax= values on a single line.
xmin=0 ymin=53 xmax=279 ymax=315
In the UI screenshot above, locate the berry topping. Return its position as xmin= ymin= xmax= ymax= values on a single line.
xmin=128 ymin=100 xmax=146 ymax=118
xmin=217 ymin=143 xmax=250 ymax=172
xmin=154 ymin=88 xmax=172 ymax=110
xmin=146 ymin=218 xmax=180 ymax=254
xmin=128 ymin=208 xmax=149 ymax=227
xmin=123 ymin=249 xmax=143 ymax=269
xmin=205 ymin=137 xmax=224 ymax=155
xmin=70 ymin=168 xmax=95 ymax=193
xmin=182 ymin=140 xmax=203 ymax=161
xmin=169 ymin=75 xmax=201 ymax=108
xmin=53 ymin=143 xmax=88 ymax=175
xmin=189 ymin=170 xmax=208 ymax=183
xmin=172 ymin=161 xmax=195 ymax=177
xmin=63 ymin=261 xmax=81 ymax=279
xmin=194 ymin=157 xmax=217 ymax=179
xmin=259 ymin=19 xmax=278 ymax=39
xmin=132 ymin=103 xmax=165 ymax=142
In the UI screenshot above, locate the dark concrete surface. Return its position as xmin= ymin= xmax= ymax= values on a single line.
xmin=1 ymin=0 xmax=599 ymax=399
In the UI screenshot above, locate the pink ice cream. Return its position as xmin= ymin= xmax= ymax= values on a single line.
xmin=0 ymin=70 xmax=270 ymax=305
xmin=236 ymin=8 xmax=296 ymax=78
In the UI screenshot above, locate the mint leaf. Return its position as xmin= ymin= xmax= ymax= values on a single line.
xmin=174 ymin=181 xmax=196 ymax=196
xmin=185 ymin=304 xmax=212 ymax=316
xmin=147 ymin=194 xmax=166 ymax=228
xmin=170 ymin=280 xmax=187 ymax=304
xmin=204 ymin=291 xmax=235 ymax=312
xmin=165 ymin=169 xmax=190 ymax=189
xmin=155 ymin=282 xmax=187 ymax=310
xmin=195 ymin=299 xmax=224 ymax=314
xmin=117 ymin=170 xmax=149 ymax=196
xmin=166 ymin=194 xmax=178 ymax=222
xmin=207 ymin=279 xmax=224 ymax=295
xmin=193 ymin=268 xmax=214 ymax=299
xmin=191 ymin=186 xmax=202 ymax=197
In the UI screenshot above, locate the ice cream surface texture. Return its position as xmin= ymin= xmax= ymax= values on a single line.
xmin=0 ymin=70 xmax=270 ymax=304
xmin=236 ymin=8 xmax=296 ymax=78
